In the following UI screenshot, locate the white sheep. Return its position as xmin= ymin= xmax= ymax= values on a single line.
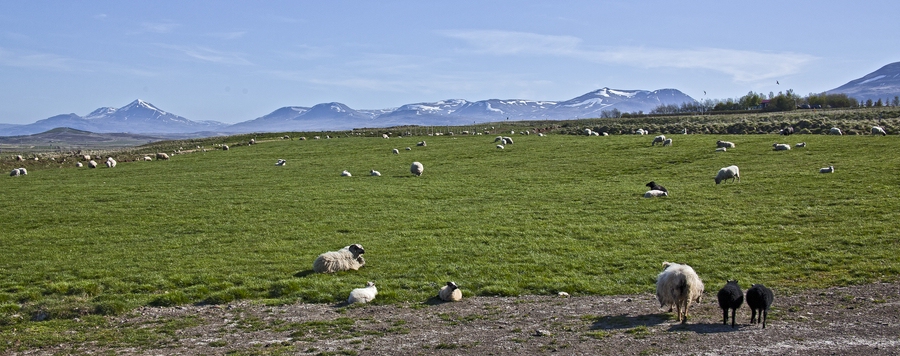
xmin=405 ymin=147 xmax=411 ymax=151
xmin=143 ymin=156 xmax=153 ymax=161
xmin=411 ymin=161 xmax=424 ymax=176
xmin=496 ymin=144 xmax=504 ymax=149
xmin=392 ymin=148 xmax=399 ymax=154
xmin=584 ymin=129 xmax=594 ymax=136
xmin=772 ymin=143 xmax=791 ymax=151
xmin=715 ymin=165 xmax=740 ymax=184
xmin=872 ymin=126 xmax=887 ymax=136
xmin=15 ymin=155 xmax=24 ymax=161
xmin=716 ymin=140 xmax=735 ymax=148
xmin=502 ymin=136 xmax=514 ymax=145
xmin=635 ymin=129 xmax=647 ymax=135
xmin=439 ymin=281 xmax=463 ymax=302
xmin=249 ymin=138 xmax=256 ymax=145
xmin=819 ymin=165 xmax=834 ymax=173
xmin=313 ymin=244 xmax=366 ymax=273
xmin=76 ymin=162 xmax=83 ymax=167
xmin=105 ymin=157 xmax=117 ymax=168
xmin=341 ymin=170 xmax=352 ymax=177
xmin=156 ymin=153 xmax=170 ymax=160
xmin=275 ymin=159 xmax=286 ymax=166
xmin=715 ymin=147 xmax=727 ymax=152
xmin=795 ymin=142 xmax=806 ymax=148
xmin=370 ymin=169 xmax=381 ymax=176
xmin=656 ymin=261 xmax=704 ymax=324
xmin=644 ymin=190 xmax=668 ymax=198
xmin=494 ymin=136 xmax=504 ymax=142
xmin=81 ymin=154 xmax=90 ymax=161
xmin=222 ymin=145 xmax=229 ymax=151
xmin=652 ymin=135 xmax=666 ymax=146
xmin=347 ymin=281 xmax=377 ymax=304
xmin=663 ymin=138 xmax=672 ymax=146
xmin=829 ymin=127 xmax=843 ymax=135
xmin=88 ymin=160 xmax=98 ymax=168
xmin=9 ymin=168 xmax=20 ymax=177
xmin=416 ymin=141 xmax=427 ymax=147
xmin=18 ymin=168 xmax=27 ymax=175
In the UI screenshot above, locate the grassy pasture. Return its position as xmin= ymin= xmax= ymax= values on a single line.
xmin=1 ymin=133 xmax=898 ymax=322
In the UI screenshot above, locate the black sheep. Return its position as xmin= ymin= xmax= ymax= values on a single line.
xmin=717 ymin=280 xmax=744 ymax=328
xmin=645 ymin=181 xmax=667 ymax=193
xmin=746 ymin=284 xmax=774 ymax=328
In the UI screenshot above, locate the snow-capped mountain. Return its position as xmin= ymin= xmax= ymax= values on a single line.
xmin=828 ymin=61 xmax=900 ymax=102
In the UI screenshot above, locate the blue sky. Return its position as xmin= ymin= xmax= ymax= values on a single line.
xmin=2 ymin=1 xmax=898 ymax=125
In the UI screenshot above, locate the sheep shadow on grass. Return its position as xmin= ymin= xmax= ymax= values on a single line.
xmin=665 ymin=322 xmax=746 ymax=334
xmin=587 ymin=313 xmax=669 ymax=330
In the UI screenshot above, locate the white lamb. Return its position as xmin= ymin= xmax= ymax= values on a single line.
xmin=143 ymin=156 xmax=153 ymax=161
xmin=439 ymin=282 xmax=463 ymax=302
xmin=313 ymin=244 xmax=366 ymax=273
xmin=347 ymin=281 xmax=377 ymax=304
xmin=872 ymin=126 xmax=887 ymax=136
xmin=341 ymin=170 xmax=352 ymax=177
xmin=716 ymin=140 xmax=735 ymax=148
xmin=417 ymin=141 xmax=427 ymax=147
xmin=772 ymin=143 xmax=791 ymax=151
xmin=656 ymin=261 xmax=704 ymax=324
xmin=644 ymin=190 xmax=668 ymax=198
xmin=652 ymin=135 xmax=666 ymax=146
xmin=819 ymin=165 xmax=834 ymax=173
xmin=411 ymin=162 xmax=424 ymax=176
xmin=663 ymin=138 xmax=672 ymax=146
xmin=715 ymin=165 xmax=741 ymax=184
xmin=830 ymin=127 xmax=843 ymax=135
xmin=370 ymin=169 xmax=381 ymax=176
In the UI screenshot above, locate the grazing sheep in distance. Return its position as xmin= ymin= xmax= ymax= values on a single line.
xmin=341 ymin=170 xmax=352 ymax=177
xmin=392 ymin=148 xmax=399 ymax=154
xmin=410 ymin=162 xmax=424 ymax=176
xmin=88 ymin=160 xmax=98 ymax=168
xmin=222 ymin=145 xmax=229 ymax=151
xmin=496 ymin=144 xmax=504 ymax=149
xmin=819 ymin=165 xmax=834 ymax=173
xmin=717 ymin=280 xmax=744 ymax=328
xmin=656 ymin=262 xmax=704 ymax=323
xmin=584 ymin=129 xmax=594 ymax=136
xmin=663 ymin=138 xmax=672 ymax=146
xmin=716 ymin=140 xmax=736 ymax=148
xmin=143 ymin=156 xmax=153 ymax=161
xmin=746 ymin=284 xmax=774 ymax=328
xmin=829 ymin=127 xmax=843 ymax=135
xmin=644 ymin=190 xmax=668 ymax=198
xmin=10 ymin=168 xmax=21 ymax=177
xmin=646 ymin=181 xmax=667 ymax=193
xmin=156 ymin=153 xmax=170 ymax=160
xmin=249 ymin=138 xmax=256 ymax=145
xmin=276 ymin=159 xmax=286 ymax=166
xmin=347 ymin=281 xmax=377 ymax=304
xmin=715 ymin=165 xmax=741 ymax=184
xmin=772 ymin=143 xmax=791 ymax=151
xmin=715 ymin=147 xmax=727 ymax=152
xmin=494 ymin=136 xmax=504 ymax=142
xmin=652 ymin=135 xmax=666 ymax=146
xmin=635 ymin=129 xmax=647 ymax=135
xmin=370 ymin=169 xmax=381 ymax=176
xmin=15 ymin=155 xmax=24 ymax=161
xmin=416 ymin=141 xmax=427 ymax=147
xmin=502 ymin=136 xmax=514 ymax=144
xmin=299 ymin=136 xmax=307 ymax=140
xmin=872 ymin=126 xmax=887 ymax=136
xmin=382 ymin=133 xmax=389 ymax=139
xmin=76 ymin=162 xmax=83 ymax=167
xmin=780 ymin=127 xmax=794 ymax=135
xmin=439 ymin=282 xmax=463 ymax=302
xmin=313 ymin=244 xmax=366 ymax=273
xmin=795 ymin=142 xmax=806 ymax=148
xmin=405 ymin=147 xmax=411 ymax=151
xmin=82 ymin=154 xmax=90 ymax=161
xmin=105 ymin=157 xmax=117 ymax=168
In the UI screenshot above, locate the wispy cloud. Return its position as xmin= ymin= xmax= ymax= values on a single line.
xmin=441 ymin=30 xmax=817 ymax=82
xmin=0 ymin=47 xmax=72 ymax=70
xmin=206 ymin=31 xmax=247 ymax=40
xmin=158 ymin=44 xmax=253 ymax=65
xmin=141 ymin=21 xmax=180 ymax=34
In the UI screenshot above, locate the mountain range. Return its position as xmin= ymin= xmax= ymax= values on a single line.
xmin=827 ymin=62 xmax=900 ymax=103
xmin=0 ymin=88 xmax=695 ymax=136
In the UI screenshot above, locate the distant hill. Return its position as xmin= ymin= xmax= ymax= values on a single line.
xmin=0 ymin=127 xmax=165 ymax=149
xmin=828 ymin=61 xmax=900 ymax=103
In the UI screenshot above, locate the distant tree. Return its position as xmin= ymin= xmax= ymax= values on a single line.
xmin=893 ymin=96 xmax=899 ymax=106
xmin=875 ymin=98 xmax=884 ymax=107
xmin=866 ymin=99 xmax=874 ymax=107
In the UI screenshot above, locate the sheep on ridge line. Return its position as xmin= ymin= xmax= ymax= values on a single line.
xmin=312 ymin=244 xmax=366 ymax=273
xmin=746 ymin=284 xmax=774 ymax=328
xmin=439 ymin=281 xmax=463 ymax=302
xmin=656 ymin=261 xmax=704 ymax=324
xmin=715 ymin=165 xmax=740 ymax=185
xmin=411 ymin=162 xmax=424 ymax=176
xmin=347 ymin=281 xmax=377 ymax=304
xmin=717 ymin=280 xmax=744 ymax=328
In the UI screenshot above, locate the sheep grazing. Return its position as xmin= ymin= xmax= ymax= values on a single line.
xmin=276 ymin=159 xmax=286 ymax=166
xmin=496 ymin=144 xmax=505 ymax=149
xmin=410 ymin=161 xmax=424 ymax=176
xmin=143 ymin=156 xmax=153 ymax=161
xmin=502 ymin=136 xmax=514 ymax=145
xmin=76 ymin=162 xmax=83 ymax=167
xmin=439 ymin=281 xmax=463 ymax=302
xmin=779 ymin=127 xmax=794 ymax=135
xmin=347 ymin=281 xmax=377 ymax=304
xmin=392 ymin=148 xmax=400 ymax=154
xmin=249 ymin=138 xmax=256 ymax=145
xmin=772 ymin=143 xmax=791 ymax=151
xmin=222 ymin=145 xmax=229 ymax=151
xmin=645 ymin=181 xmax=667 ymax=193
xmin=341 ymin=170 xmax=352 ymax=177
xmin=15 ymin=155 xmax=24 ymax=161
xmin=405 ymin=147 xmax=411 ymax=151
xmin=9 ymin=168 xmax=20 ymax=177
xmin=382 ymin=133 xmax=389 ymax=139
xmin=652 ymin=135 xmax=666 ymax=146
xmin=18 ymin=168 xmax=26 ymax=175
xmin=644 ymin=190 xmax=668 ymax=198
xmin=663 ymin=138 xmax=672 ymax=146
xmin=656 ymin=262 xmax=704 ymax=324
xmin=746 ymin=284 xmax=774 ymax=328
xmin=829 ymin=127 xmax=843 ymax=135
xmin=715 ymin=165 xmax=741 ymax=185
xmin=312 ymin=244 xmax=366 ymax=273
xmin=819 ymin=165 xmax=834 ymax=173
xmin=717 ymin=280 xmax=744 ymax=328
xmin=105 ymin=157 xmax=117 ymax=168
xmin=156 ymin=153 xmax=170 ymax=160
xmin=416 ymin=141 xmax=427 ymax=147
xmin=715 ymin=147 xmax=727 ymax=152
xmin=494 ymin=136 xmax=504 ymax=142
xmin=872 ymin=126 xmax=887 ymax=136
xmin=370 ymin=169 xmax=381 ymax=176
xmin=635 ymin=129 xmax=647 ymax=135
xmin=81 ymin=154 xmax=90 ymax=161
xmin=716 ymin=140 xmax=736 ymax=148
xmin=795 ymin=142 xmax=806 ymax=148
xmin=88 ymin=160 xmax=98 ymax=168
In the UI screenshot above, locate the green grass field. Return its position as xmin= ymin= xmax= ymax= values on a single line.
xmin=1 ymin=132 xmax=898 ymax=324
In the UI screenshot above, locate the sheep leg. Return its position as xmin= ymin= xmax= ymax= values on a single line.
xmin=722 ymin=308 xmax=728 ymax=325
xmin=730 ymin=308 xmax=737 ymax=328
xmin=750 ymin=309 xmax=758 ymax=324
xmin=762 ymin=309 xmax=767 ymax=329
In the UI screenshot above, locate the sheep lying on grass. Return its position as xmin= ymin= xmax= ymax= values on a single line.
xmin=76 ymin=162 xmax=83 ymax=167
xmin=10 ymin=168 xmax=26 ymax=177
xmin=717 ymin=280 xmax=744 ymax=328
xmin=872 ymin=126 xmax=887 ymax=136
xmin=644 ymin=190 xmax=668 ymax=198
xmin=370 ymin=169 xmax=381 ymax=176
xmin=392 ymin=148 xmax=399 ymax=154
xmin=411 ymin=162 xmax=424 ymax=176
xmin=105 ymin=157 xmax=117 ymax=168
xmin=746 ymin=284 xmax=774 ymax=328
xmin=347 ymin=281 xmax=377 ymax=304
xmin=276 ymin=159 xmax=286 ymax=166
xmin=496 ymin=144 xmax=504 ymax=149
xmin=341 ymin=170 xmax=352 ymax=177
xmin=795 ymin=142 xmax=806 ymax=148
xmin=439 ymin=282 xmax=463 ymax=302
xmin=656 ymin=261 xmax=704 ymax=324
xmin=819 ymin=165 xmax=834 ymax=173
xmin=313 ymin=244 xmax=366 ymax=273
xmin=416 ymin=141 xmax=427 ymax=147
xmin=88 ymin=160 xmax=98 ymax=168
xmin=156 ymin=153 xmax=170 ymax=160
xmin=716 ymin=140 xmax=736 ymax=148
xmin=715 ymin=165 xmax=740 ymax=184
xmin=645 ymin=181 xmax=667 ymax=193
xmin=773 ymin=143 xmax=791 ymax=151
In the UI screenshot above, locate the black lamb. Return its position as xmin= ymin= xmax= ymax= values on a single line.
xmin=645 ymin=181 xmax=667 ymax=193
xmin=716 ymin=280 xmax=744 ymax=328
xmin=746 ymin=284 xmax=774 ymax=328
